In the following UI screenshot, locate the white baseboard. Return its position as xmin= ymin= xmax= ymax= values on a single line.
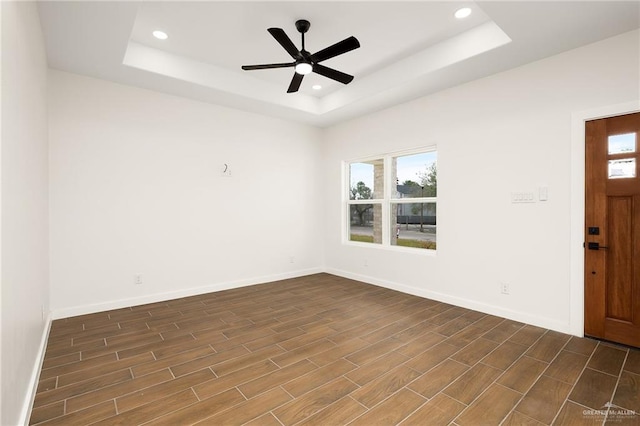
xmin=51 ymin=266 xmax=574 ymax=336
xmin=19 ymin=312 xmax=52 ymax=426
xmin=51 ymin=267 xmax=324 ymax=320
xmin=325 ymin=267 xmax=574 ymax=336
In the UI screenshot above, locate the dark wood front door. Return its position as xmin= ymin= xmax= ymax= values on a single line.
xmin=584 ymin=112 xmax=640 ymax=347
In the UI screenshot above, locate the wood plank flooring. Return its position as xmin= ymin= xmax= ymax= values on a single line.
xmin=30 ymin=273 xmax=640 ymax=425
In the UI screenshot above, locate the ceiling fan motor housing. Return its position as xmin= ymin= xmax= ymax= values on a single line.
xmin=295 ymin=19 xmax=310 ymax=34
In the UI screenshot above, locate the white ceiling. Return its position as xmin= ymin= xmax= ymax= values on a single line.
xmin=37 ymin=1 xmax=640 ymax=127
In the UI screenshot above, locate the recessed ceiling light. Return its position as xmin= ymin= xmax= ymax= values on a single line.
xmin=454 ymin=7 xmax=472 ymax=19
xmin=312 ymin=85 xmax=322 ymax=90
xmin=152 ymin=30 xmax=168 ymax=40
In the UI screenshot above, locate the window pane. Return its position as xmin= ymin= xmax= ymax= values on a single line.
xmin=608 ymin=133 xmax=636 ymax=155
xmin=391 ymin=203 xmax=436 ymax=250
xmin=349 ymin=204 xmax=382 ymax=244
xmin=349 ymin=160 xmax=383 ymax=200
xmin=608 ymin=158 xmax=636 ymax=179
xmin=393 ymin=152 xmax=437 ymax=198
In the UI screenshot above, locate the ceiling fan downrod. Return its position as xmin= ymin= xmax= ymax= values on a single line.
xmin=295 ymin=19 xmax=310 ymax=52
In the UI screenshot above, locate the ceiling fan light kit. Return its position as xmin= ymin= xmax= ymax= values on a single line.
xmin=294 ymin=62 xmax=313 ymax=75
xmin=241 ymin=19 xmax=360 ymax=93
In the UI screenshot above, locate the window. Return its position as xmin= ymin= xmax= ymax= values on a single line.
xmin=607 ymin=133 xmax=637 ymax=179
xmin=346 ymin=149 xmax=437 ymax=250
xmin=348 ymin=160 xmax=383 ymax=245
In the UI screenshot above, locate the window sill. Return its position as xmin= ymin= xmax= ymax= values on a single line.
xmin=343 ymin=240 xmax=437 ymax=256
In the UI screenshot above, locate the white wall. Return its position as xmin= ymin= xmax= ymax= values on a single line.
xmin=1 ymin=2 xmax=50 ymax=425
xmin=323 ymin=30 xmax=640 ymax=334
xmin=10 ymin=17 xmax=639 ymax=422
xmin=49 ymin=71 xmax=324 ymax=317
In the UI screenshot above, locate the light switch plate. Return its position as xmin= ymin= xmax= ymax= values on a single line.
xmin=539 ymin=186 xmax=548 ymax=201
xmin=511 ymin=192 xmax=535 ymax=203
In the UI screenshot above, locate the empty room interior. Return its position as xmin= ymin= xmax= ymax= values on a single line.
xmin=2 ymin=1 xmax=640 ymax=425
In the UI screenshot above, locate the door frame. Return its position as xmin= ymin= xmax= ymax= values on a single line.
xmin=570 ymin=100 xmax=640 ymax=337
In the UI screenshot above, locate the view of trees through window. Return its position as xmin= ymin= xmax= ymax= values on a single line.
xmin=348 ymin=151 xmax=437 ymax=250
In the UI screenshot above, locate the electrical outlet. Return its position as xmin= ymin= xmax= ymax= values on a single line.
xmin=289 ymin=256 xmax=295 ymax=264
xmin=500 ymin=282 xmax=510 ymax=295
xmin=364 ymin=259 xmax=368 ymax=267
xmin=134 ymin=274 xmax=143 ymax=285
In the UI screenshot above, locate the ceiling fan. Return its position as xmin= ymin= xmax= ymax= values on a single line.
xmin=241 ymin=19 xmax=360 ymax=93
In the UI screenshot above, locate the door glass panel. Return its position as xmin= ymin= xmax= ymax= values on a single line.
xmin=608 ymin=133 xmax=636 ymax=155
xmin=608 ymin=158 xmax=636 ymax=179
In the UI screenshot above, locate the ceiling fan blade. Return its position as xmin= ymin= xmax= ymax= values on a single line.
xmin=312 ymin=63 xmax=354 ymax=85
xmin=310 ymin=36 xmax=360 ymax=63
xmin=241 ymin=62 xmax=295 ymax=71
xmin=287 ymin=72 xmax=304 ymax=93
xmin=268 ymin=28 xmax=301 ymax=60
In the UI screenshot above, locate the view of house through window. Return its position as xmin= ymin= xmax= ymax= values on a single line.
xmin=347 ymin=150 xmax=437 ymax=250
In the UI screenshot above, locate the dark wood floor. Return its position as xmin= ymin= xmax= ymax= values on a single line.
xmin=30 ymin=273 xmax=639 ymax=425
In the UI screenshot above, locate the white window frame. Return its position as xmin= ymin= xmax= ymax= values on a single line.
xmin=343 ymin=146 xmax=437 ymax=253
